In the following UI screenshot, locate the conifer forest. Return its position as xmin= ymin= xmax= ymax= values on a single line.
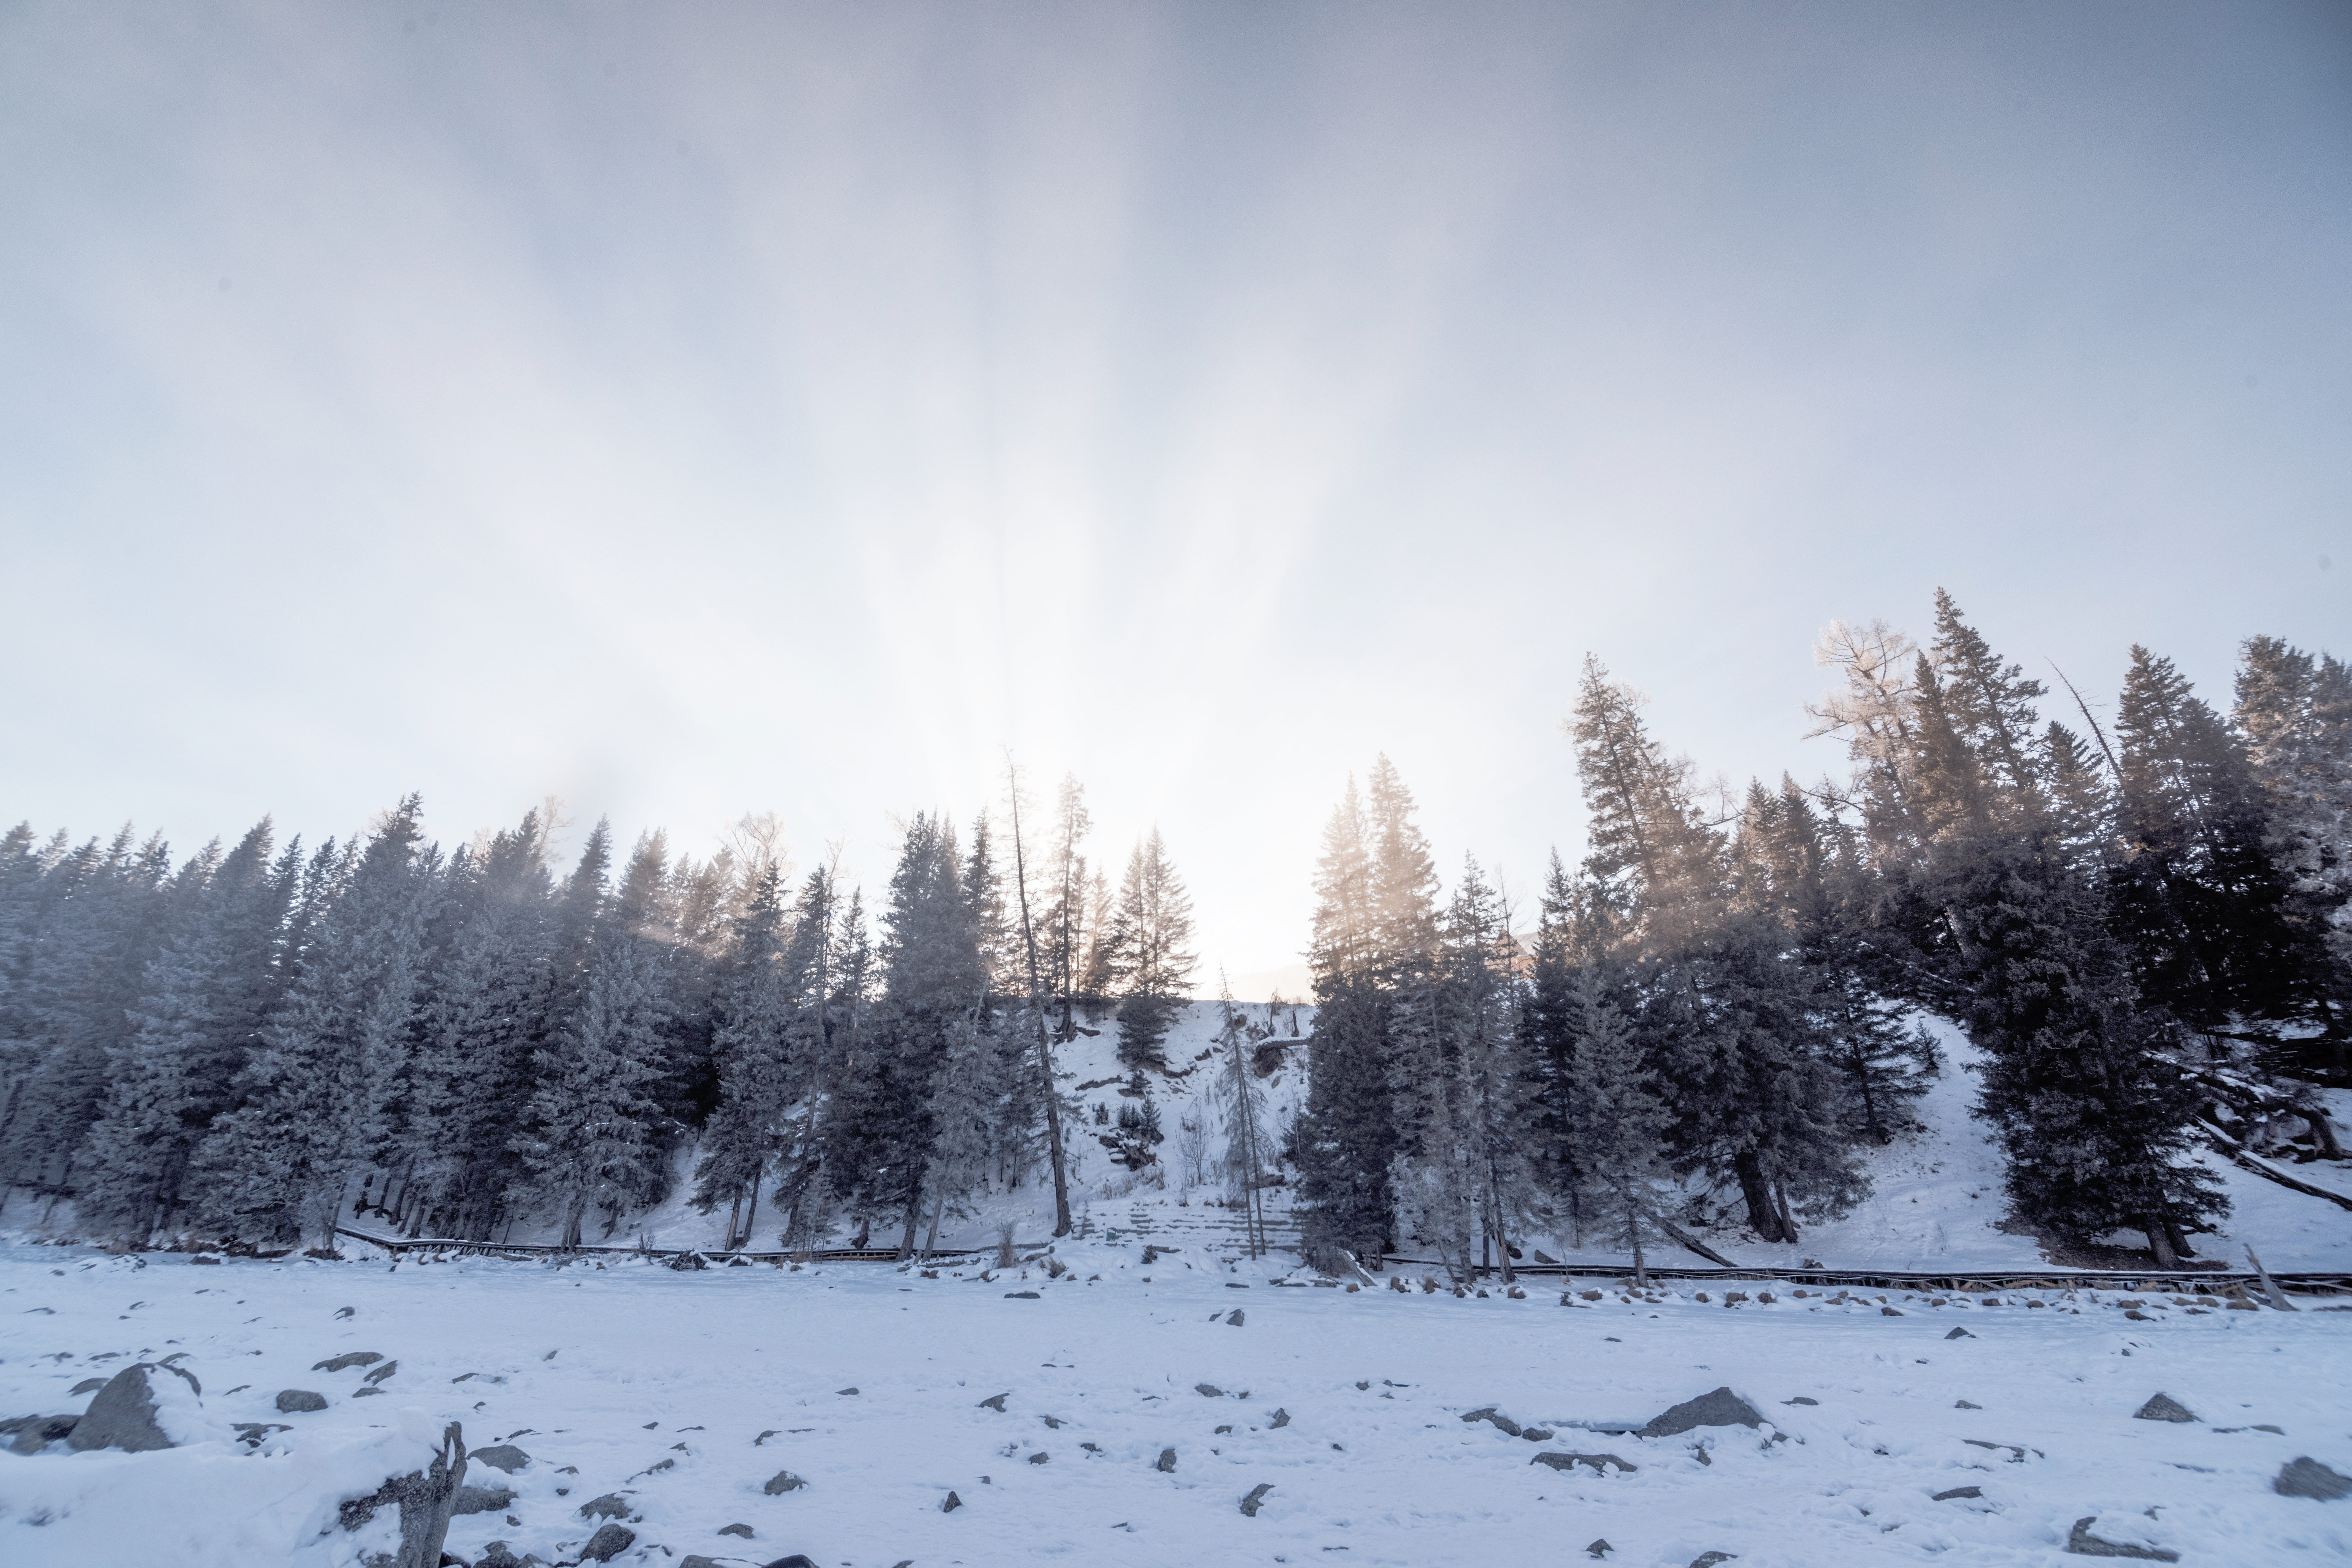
xmin=4 ymin=595 xmax=2344 ymax=1274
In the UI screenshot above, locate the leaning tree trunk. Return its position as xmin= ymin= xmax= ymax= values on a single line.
xmin=1734 ymin=1149 xmax=1788 ymax=1242
xmin=2144 ymin=1220 xmax=2180 ymax=1270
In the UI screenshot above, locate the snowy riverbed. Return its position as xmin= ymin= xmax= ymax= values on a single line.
xmin=4 ymin=1241 xmax=2350 ymax=1566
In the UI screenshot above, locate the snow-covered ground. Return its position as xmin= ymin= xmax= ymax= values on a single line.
xmin=4 ymin=1240 xmax=2350 ymax=1566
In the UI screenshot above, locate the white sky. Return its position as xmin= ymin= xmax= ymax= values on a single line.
xmin=3 ymin=2 xmax=2347 ymax=991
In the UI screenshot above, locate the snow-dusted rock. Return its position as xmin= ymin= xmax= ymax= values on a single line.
xmin=2275 ymin=1457 xmax=2352 ymax=1500
xmin=277 ymin=1388 xmax=328 ymax=1413
xmin=3 ymin=1413 xmax=78 ymax=1454
xmin=578 ymin=1491 xmax=634 ymax=1518
xmin=471 ymin=1443 xmax=531 ymax=1472
xmin=67 ymin=1362 xmax=199 ymax=1452
xmin=1240 ymin=1482 xmax=1274 ymax=1516
xmin=2132 ymin=1393 xmax=2196 ymax=1423
xmin=2065 ymin=1515 xmax=2179 ymax=1560
xmin=1638 ymin=1387 xmax=1762 ymax=1438
xmin=313 ymin=1351 xmax=383 ymax=1373
xmin=762 ymin=1469 xmax=808 ymax=1493
xmin=580 ymin=1521 xmax=636 ymax=1560
xmin=1532 ymin=1451 xmax=1637 ymax=1475
xmin=453 ymin=1483 xmax=516 ymax=1515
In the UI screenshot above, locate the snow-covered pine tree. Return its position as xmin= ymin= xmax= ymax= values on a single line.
xmin=2235 ymin=636 xmax=2352 ymax=1059
xmin=1294 ymin=779 xmax=1398 ymax=1268
xmin=198 ymin=797 xmax=441 ymax=1250
xmin=1213 ymin=974 xmax=1273 ymax=1257
xmin=692 ymin=860 xmax=795 ymax=1248
xmin=80 ymin=822 xmax=298 ymax=1241
xmin=1557 ymin=975 xmax=1674 ymax=1284
xmin=518 ymin=898 xmax=669 ymax=1249
xmin=1929 ymin=590 xmax=2048 ymax=810
xmin=1111 ymin=827 xmax=1198 ymax=1070
xmin=396 ymin=809 xmax=555 ymax=1240
xmin=2112 ymin=644 xmax=2315 ymax=1036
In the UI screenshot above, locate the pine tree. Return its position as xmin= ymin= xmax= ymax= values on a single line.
xmin=80 ymin=822 xmax=297 ymax=1241
xmin=1213 ymin=975 xmax=1273 ymax=1257
xmin=1294 ymin=779 xmax=1398 ymax=1268
xmin=198 ymin=797 xmax=440 ymax=1249
xmin=2234 ymin=636 xmax=2352 ymax=1057
xmin=1556 ymin=975 xmax=1674 ymax=1283
xmin=692 ymin=862 xmax=795 ymax=1247
xmin=2113 ymin=645 xmax=2313 ymax=1033
xmin=1111 ymin=828 xmax=1198 ymax=1070
xmin=1930 ymin=589 xmax=2048 ymax=808
xmin=1944 ymin=827 xmax=2228 ymax=1265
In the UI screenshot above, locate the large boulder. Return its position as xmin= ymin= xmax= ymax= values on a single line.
xmin=277 ymin=1389 xmax=330 ymax=1413
xmin=1639 ymin=1387 xmax=1763 ymax=1438
xmin=67 ymin=1363 xmax=200 ymax=1452
xmin=471 ymin=1443 xmax=531 ymax=1473
xmin=582 ymin=1523 xmax=637 ymax=1561
xmin=337 ymin=1420 xmax=470 ymax=1568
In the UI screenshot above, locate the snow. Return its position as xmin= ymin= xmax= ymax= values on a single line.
xmin=6 ymin=1242 xmax=2352 ymax=1566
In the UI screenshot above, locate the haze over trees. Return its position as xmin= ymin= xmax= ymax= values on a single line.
xmin=1 ymin=601 xmax=2344 ymax=1273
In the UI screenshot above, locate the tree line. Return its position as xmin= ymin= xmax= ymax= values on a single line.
xmin=1291 ymin=595 xmax=2349 ymax=1278
xmin=0 ymin=767 xmax=1198 ymax=1254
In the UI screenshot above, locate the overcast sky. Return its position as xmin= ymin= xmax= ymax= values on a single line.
xmin=4 ymin=1 xmax=2347 ymax=990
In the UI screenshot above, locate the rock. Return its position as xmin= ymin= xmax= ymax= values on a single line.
xmin=471 ymin=1444 xmax=530 ymax=1473
xmin=1270 ymin=1408 xmax=1290 ymax=1429
xmin=192 ymin=1253 xmax=221 ymax=1264
xmin=1690 ymin=1555 xmax=1737 ymax=1568
xmin=1522 ymin=1427 xmax=1554 ymax=1441
xmin=2065 ymin=1516 xmax=2179 ymax=1560
xmin=1783 ymin=1397 xmax=1818 ymax=1406
xmin=1532 ymin=1452 xmax=1637 ymax=1475
xmin=836 ymin=1387 xmax=858 ymax=1396
xmin=1881 ymin=1306 xmax=1904 ymax=1316
xmin=1226 ymin=1309 xmax=1245 ymax=1326
xmin=1003 ymin=1290 xmax=1041 ymax=1299
xmin=2133 ymin=1393 xmax=2196 ymax=1424
xmin=1240 ymin=1482 xmax=1274 ymax=1517
xmin=313 ymin=1351 xmax=384 ymax=1373
xmin=1638 ymin=1387 xmax=1762 ymax=1438
xmin=667 ymin=1251 xmax=709 ymax=1271
xmin=581 ymin=1523 xmax=637 ymax=1561
xmin=578 ymin=1493 xmax=634 ymax=1520
xmin=1156 ymin=1447 xmax=1178 ymax=1473
xmin=365 ymin=1360 xmax=400 ymax=1385
xmin=353 ymin=1388 xmax=385 ymax=1398
xmin=1462 ymin=1406 xmax=1524 ymax=1437
xmin=68 ymin=1365 xmax=195 ymax=1452
xmin=2275 ymin=1457 xmax=2352 ymax=1500
xmin=233 ymin=1421 xmax=292 ymax=1448
xmin=1955 ymin=1400 xmax=1982 ymax=1410
xmin=1534 ymin=1250 xmax=1560 ymax=1265
xmin=763 ymin=1469 xmax=808 ymax=1494
xmin=1946 ymin=1327 xmax=1974 ymax=1340
xmin=478 ymin=1544 xmax=526 ymax=1568
xmin=3 ymin=1414 xmax=79 ymax=1454
xmin=1933 ymin=1485 xmax=1983 ymax=1501
xmin=762 ymin=1558 xmax=818 ymax=1568
xmin=277 ymin=1389 xmax=329 ymax=1413
xmin=1028 ymin=1451 xmax=1049 ymax=1464
xmin=336 ymin=1419 xmax=470 ymax=1568
xmin=1196 ymin=1383 xmax=1224 ymax=1398
xmin=978 ymin=1392 xmax=1009 ymax=1412
xmin=942 ymin=1490 xmax=962 ymax=1512
xmin=718 ymin=1523 xmax=756 ymax=1537
xmin=68 ymin=1377 xmax=106 ymax=1395
xmin=1585 ymin=1541 xmax=1612 ymax=1559
xmin=453 ymin=1485 xmax=516 ymax=1516
xmin=682 ymin=1559 xmax=724 ymax=1568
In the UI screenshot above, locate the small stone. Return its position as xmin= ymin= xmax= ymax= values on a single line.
xmin=580 ymin=1522 xmax=636 ymax=1562
xmin=311 ymin=1351 xmax=382 ymax=1373
xmin=3 ymin=1415 xmax=79 ymax=1454
xmin=683 ymin=1559 xmax=724 ymax=1568
xmin=1955 ymin=1399 xmax=1982 ymax=1410
xmin=763 ymin=1469 xmax=808 ymax=1494
xmin=1946 ymin=1327 xmax=1974 ymax=1339
xmin=836 ymin=1387 xmax=858 ymax=1395
xmin=1240 ymin=1482 xmax=1274 ymax=1516
xmin=1882 ymin=1306 xmax=1904 ymax=1316
xmin=1586 ymin=1540 xmax=1612 ymax=1559
xmin=1004 ymin=1290 xmax=1041 ymax=1299
xmin=978 ymin=1392 xmax=1009 ymax=1412
xmin=2275 ymin=1457 xmax=2352 ymax=1500
xmin=2133 ymin=1393 xmax=2196 ymax=1424
xmin=1196 ymin=1383 xmax=1224 ymax=1398
xmin=276 ymin=1389 xmax=328 ymax=1413
xmin=718 ymin=1523 xmax=756 ymax=1538
xmin=1521 ymin=1427 xmax=1554 ymax=1441
xmin=1532 ymin=1452 xmax=1637 ymax=1475
xmin=2065 ymin=1516 xmax=2179 ymax=1560
xmin=1783 ymin=1397 xmax=1818 ymax=1406
xmin=69 ymin=1378 xmax=106 ymax=1395
xmin=1690 ymin=1555 xmax=1737 ymax=1568
xmin=454 ymin=1485 xmax=517 ymax=1516
xmin=1029 ymin=1451 xmax=1049 ymax=1464
xmin=1933 ymin=1485 xmax=1983 ymax=1501
xmin=231 ymin=1421 xmax=290 ymax=1447
xmin=363 ymin=1360 xmax=399 ymax=1385
xmin=1226 ymin=1309 xmax=1245 ymax=1326
xmin=352 ymin=1387 xmax=384 ymax=1397
xmin=472 ymin=1444 xmax=530 ymax=1473
xmin=942 ymin=1490 xmax=963 ymax=1512
xmin=579 ymin=1493 xmax=633 ymax=1520
xmin=1156 ymin=1447 xmax=1177 ymax=1473
xmin=1270 ymin=1408 xmax=1290 ymax=1429
xmin=1639 ymin=1387 xmax=1762 ymax=1438
xmin=1040 ymin=1415 xmax=1062 ymax=1428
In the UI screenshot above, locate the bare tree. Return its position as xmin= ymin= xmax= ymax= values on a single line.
xmin=1002 ymin=754 xmax=1074 ymax=1238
